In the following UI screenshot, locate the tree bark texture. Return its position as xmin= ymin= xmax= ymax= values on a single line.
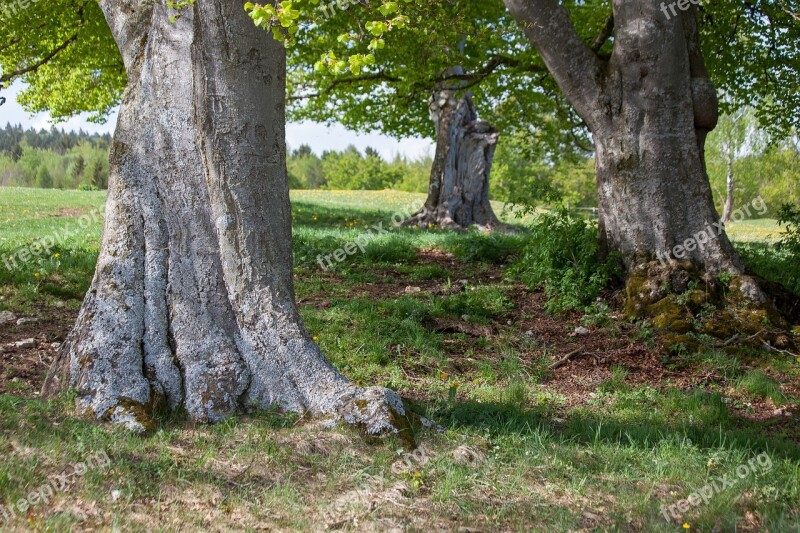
xmin=43 ymin=0 xmax=410 ymax=436
xmin=722 ymin=158 xmax=735 ymax=223
xmin=407 ymin=71 xmax=504 ymax=230
xmin=504 ymin=0 xmax=743 ymax=274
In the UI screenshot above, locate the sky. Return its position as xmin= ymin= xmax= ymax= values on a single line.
xmin=0 ymin=82 xmax=434 ymax=161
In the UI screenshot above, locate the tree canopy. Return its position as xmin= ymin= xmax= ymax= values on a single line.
xmin=1 ymin=0 xmax=798 ymax=150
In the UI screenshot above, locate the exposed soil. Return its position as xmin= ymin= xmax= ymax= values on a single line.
xmin=1 ymin=249 xmax=797 ymax=438
xmin=0 ymin=303 xmax=71 ymax=396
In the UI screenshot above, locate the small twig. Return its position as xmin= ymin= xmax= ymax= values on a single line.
xmin=762 ymin=342 xmax=800 ymax=358
xmin=549 ymin=348 xmax=582 ymax=370
xmin=716 ymin=329 xmax=766 ymax=348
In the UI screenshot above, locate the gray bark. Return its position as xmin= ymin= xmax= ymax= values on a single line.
xmin=42 ymin=0 xmax=410 ymax=436
xmin=407 ymin=71 xmax=504 ymax=230
xmin=504 ymin=0 xmax=744 ymax=274
xmin=722 ymin=155 xmax=735 ymax=223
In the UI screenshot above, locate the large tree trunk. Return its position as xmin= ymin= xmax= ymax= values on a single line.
xmin=502 ymin=0 xmax=792 ymax=342
xmin=406 ymin=69 xmax=504 ymax=230
xmin=42 ymin=0 xmax=411 ymax=437
xmin=591 ymin=2 xmax=743 ymax=274
xmin=503 ymin=0 xmax=751 ymax=275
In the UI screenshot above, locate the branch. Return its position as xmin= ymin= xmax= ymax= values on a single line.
xmin=591 ymin=14 xmax=614 ymax=52
xmin=502 ymin=0 xmax=607 ymax=128
xmin=437 ymin=54 xmax=546 ymax=87
xmin=762 ymin=342 xmax=800 ymax=358
xmin=549 ymin=348 xmax=583 ymax=370
xmin=0 ymin=33 xmax=79 ymax=85
xmin=289 ymin=53 xmax=541 ymax=103
xmin=288 ymin=71 xmax=401 ymax=101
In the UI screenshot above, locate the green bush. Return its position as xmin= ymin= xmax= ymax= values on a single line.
xmin=509 ymin=208 xmax=619 ymax=313
xmin=737 ymin=242 xmax=800 ymax=296
xmin=777 ymin=203 xmax=800 ymax=260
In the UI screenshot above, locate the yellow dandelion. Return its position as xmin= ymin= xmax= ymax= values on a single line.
xmin=54 ymin=253 xmax=60 ymax=258
xmin=439 ymin=371 xmax=449 ymax=381
xmin=313 ymin=336 xmax=319 ymax=342
xmin=683 ymin=524 xmax=691 ymax=530
xmin=34 ymin=272 xmax=40 ymax=278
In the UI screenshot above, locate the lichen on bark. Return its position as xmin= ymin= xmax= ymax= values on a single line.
xmin=41 ymin=0 xmax=413 ymax=439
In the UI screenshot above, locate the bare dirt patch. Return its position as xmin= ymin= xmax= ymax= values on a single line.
xmin=0 ymin=303 xmax=74 ymax=396
xmin=55 ymin=208 xmax=87 ymax=218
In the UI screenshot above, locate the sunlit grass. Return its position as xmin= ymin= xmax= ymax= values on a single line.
xmin=0 ymin=186 xmax=798 ymax=531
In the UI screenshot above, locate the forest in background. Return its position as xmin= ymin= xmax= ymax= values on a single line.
xmin=0 ymin=123 xmax=111 ymax=190
xmin=1 ymin=119 xmax=797 ymax=216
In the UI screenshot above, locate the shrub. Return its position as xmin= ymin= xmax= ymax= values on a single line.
xmin=777 ymin=203 xmax=800 ymax=260
xmin=509 ymin=208 xmax=619 ymax=313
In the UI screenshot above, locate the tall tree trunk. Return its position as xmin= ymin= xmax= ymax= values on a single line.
xmin=406 ymin=69 xmax=504 ymax=230
xmin=591 ymin=2 xmax=743 ymax=274
xmin=504 ymin=0 xmax=750 ymax=275
xmin=42 ymin=0 xmax=411 ymax=436
xmin=722 ymin=156 xmax=735 ymax=222
xmin=502 ymin=0 xmax=788 ymax=339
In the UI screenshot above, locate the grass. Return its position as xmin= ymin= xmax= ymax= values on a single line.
xmin=0 ymin=187 xmax=798 ymax=531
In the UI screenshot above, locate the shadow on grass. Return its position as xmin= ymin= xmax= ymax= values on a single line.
xmin=411 ymin=394 xmax=800 ymax=461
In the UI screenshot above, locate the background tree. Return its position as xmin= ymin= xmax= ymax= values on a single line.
xmin=499 ymin=0 xmax=798 ymax=272
xmin=706 ymin=107 xmax=763 ymax=221
xmin=35 ymin=164 xmax=52 ymax=189
xmin=284 ymin=1 xmax=589 ymax=228
xmin=496 ymin=0 xmax=800 ymax=338
xmin=71 ymin=154 xmax=86 ymax=183
xmin=91 ymin=158 xmax=107 ymax=190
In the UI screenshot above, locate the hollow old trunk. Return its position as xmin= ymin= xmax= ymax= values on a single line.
xmin=406 ymin=69 xmax=504 ymax=230
xmin=42 ymin=0 xmax=411 ymax=436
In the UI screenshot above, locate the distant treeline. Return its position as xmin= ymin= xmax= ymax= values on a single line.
xmin=0 ymin=123 xmax=111 ymax=190
xmin=2 ymin=122 xmax=793 ymax=217
xmin=0 ymin=123 xmax=433 ymax=193
xmin=288 ymin=144 xmax=432 ymax=193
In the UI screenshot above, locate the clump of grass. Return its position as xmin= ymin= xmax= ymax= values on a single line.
xmin=666 ymin=349 xmax=743 ymax=380
xmin=737 ymin=370 xmax=786 ymax=405
xmin=502 ymin=380 xmax=528 ymax=408
xmin=441 ymin=231 xmax=525 ymax=264
xmin=599 ymin=366 xmax=630 ymax=394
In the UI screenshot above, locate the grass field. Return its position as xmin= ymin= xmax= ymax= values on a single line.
xmin=0 ymin=187 xmax=799 ymax=532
